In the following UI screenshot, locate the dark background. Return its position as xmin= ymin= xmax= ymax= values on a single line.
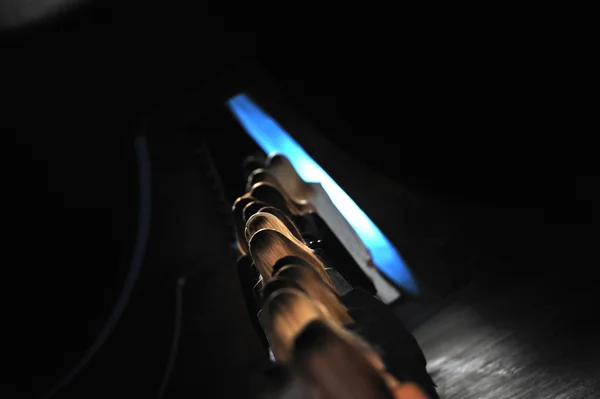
xmin=2 ymin=4 xmax=597 ymax=399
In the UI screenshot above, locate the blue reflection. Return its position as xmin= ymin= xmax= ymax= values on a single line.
xmin=227 ymin=93 xmax=418 ymax=294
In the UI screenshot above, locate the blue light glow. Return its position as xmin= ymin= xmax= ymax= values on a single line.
xmin=227 ymin=93 xmax=418 ymax=294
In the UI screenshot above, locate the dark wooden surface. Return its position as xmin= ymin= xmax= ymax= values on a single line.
xmin=413 ymin=276 xmax=600 ymax=399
